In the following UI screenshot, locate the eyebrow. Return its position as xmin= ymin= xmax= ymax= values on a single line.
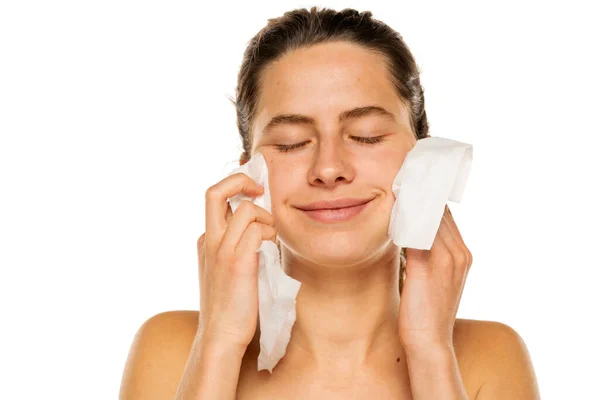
xmin=261 ymin=105 xmax=397 ymax=137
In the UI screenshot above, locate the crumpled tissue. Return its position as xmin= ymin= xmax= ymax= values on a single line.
xmin=227 ymin=152 xmax=302 ymax=373
xmin=388 ymin=136 xmax=473 ymax=249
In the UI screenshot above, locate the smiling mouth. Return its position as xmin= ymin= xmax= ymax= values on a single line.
xmin=297 ymin=197 xmax=375 ymax=223
xmin=296 ymin=197 xmax=375 ymax=211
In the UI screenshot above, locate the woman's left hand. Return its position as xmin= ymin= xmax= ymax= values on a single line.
xmin=398 ymin=204 xmax=473 ymax=351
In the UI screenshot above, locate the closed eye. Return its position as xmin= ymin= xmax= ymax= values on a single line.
xmin=275 ymin=135 xmax=385 ymax=153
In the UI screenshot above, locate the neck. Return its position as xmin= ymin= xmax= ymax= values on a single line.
xmin=251 ymin=242 xmax=405 ymax=374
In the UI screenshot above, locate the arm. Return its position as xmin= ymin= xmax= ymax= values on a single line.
xmin=174 ymin=333 xmax=246 ymax=400
xmin=404 ymin=321 xmax=541 ymax=400
xmin=405 ymin=343 xmax=469 ymax=400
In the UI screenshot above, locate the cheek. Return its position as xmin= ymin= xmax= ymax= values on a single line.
xmin=266 ymin=161 xmax=300 ymax=212
xmin=365 ymin=147 xmax=408 ymax=186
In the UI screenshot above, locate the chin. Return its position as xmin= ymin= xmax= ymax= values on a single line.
xmin=279 ymin=229 xmax=392 ymax=268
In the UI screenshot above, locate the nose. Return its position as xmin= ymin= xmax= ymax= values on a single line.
xmin=307 ymin=135 xmax=355 ymax=188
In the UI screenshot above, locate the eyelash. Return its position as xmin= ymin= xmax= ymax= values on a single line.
xmin=275 ymin=136 xmax=385 ymax=153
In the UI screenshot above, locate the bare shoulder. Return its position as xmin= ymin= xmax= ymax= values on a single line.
xmin=453 ymin=318 xmax=541 ymax=399
xmin=119 ymin=310 xmax=200 ymax=400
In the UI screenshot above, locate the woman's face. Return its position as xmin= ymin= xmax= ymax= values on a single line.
xmin=250 ymin=41 xmax=417 ymax=267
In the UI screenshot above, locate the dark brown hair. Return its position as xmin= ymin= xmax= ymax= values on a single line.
xmin=232 ymin=6 xmax=431 ymax=294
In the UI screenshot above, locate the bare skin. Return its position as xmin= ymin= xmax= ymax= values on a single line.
xmin=120 ymin=41 xmax=540 ymax=399
xmin=119 ymin=311 xmax=538 ymax=399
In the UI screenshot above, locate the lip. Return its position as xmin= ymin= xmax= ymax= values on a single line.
xmin=295 ymin=197 xmax=375 ymax=223
xmin=296 ymin=197 xmax=375 ymax=211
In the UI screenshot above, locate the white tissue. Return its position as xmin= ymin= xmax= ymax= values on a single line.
xmin=388 ymin=136 xmax=473 ymax=250
xmin=227 ymin=152 xmax=302 ymax=373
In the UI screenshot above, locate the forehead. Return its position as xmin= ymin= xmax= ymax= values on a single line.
xmin=252 ymin=41 xmax=407 ymax=137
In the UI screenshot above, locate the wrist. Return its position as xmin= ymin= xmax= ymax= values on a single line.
xmin=403 ymin=340 xmax=455 ymax=361
xmin=403 ymin=342 xmax=468 ymax=400
xmin=196 ymin=331 xmax=248 ymax=359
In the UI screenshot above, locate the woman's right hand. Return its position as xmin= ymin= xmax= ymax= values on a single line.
xmin=196 ymin=172 xmax=276 ymax=350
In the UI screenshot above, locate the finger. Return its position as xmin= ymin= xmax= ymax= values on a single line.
xmin=404 ymin=248 xmax=431 ymax=275
xmin=219 ymin=200 xmax=275 ymax=253
xmin=205 ymin=173 xmax=264 ymax=248
xmin=443 ymin=205 xmax=472 ymax=268
xmin=438 ymin=210 xmax=461 ymax=254
xmin=428 ymin=222 xmax=452 ymax=276
xmin=197 ymin=232 xmax=206 ymax=247
xmin=234 ymin=222 xmax=277 ymax=276
xmin=404 ymin=211 xmax=451 ymax=274
xmin=197 ymin=233 xmax=206 ymax=265
xmin=442 ymin=205 xmax=467 ymax=247
xmin=438 ymin=209 xmax=472 ymax=279
xmin=197 ymin=233 xmax=207 ymax=285
xmin=225 ymin=201 xmax=233 ymax=223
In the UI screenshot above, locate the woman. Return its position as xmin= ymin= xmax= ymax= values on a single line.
xmin=120 ymin=7 xmax=540 ymax=399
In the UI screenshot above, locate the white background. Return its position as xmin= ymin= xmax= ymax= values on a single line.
xmin=1 ymin=0 xmax=598 ymax=398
